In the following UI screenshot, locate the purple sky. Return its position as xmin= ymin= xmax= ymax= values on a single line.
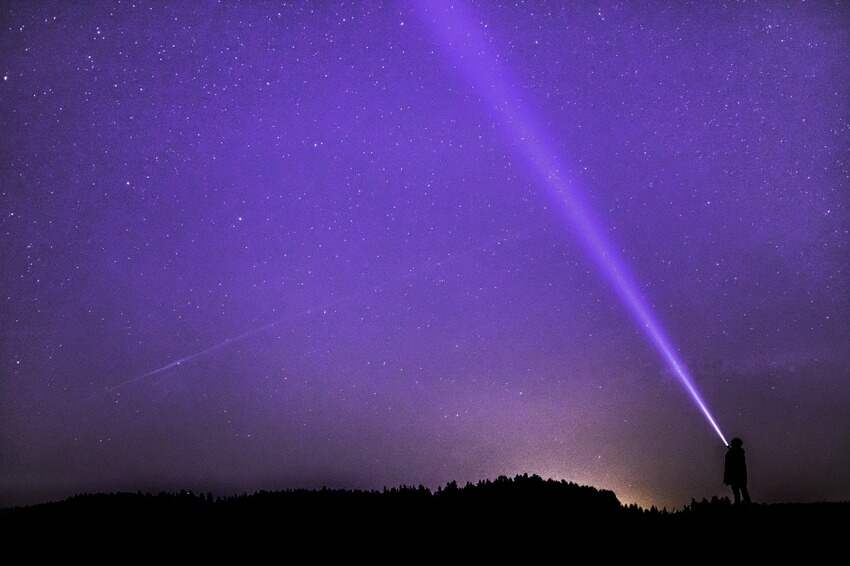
xmin=2 ymin=1 xmax=849 ymax=509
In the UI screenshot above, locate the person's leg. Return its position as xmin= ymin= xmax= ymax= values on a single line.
xmin=731 ymin=485 xmax=741 ymax=504
xmin=741 ymin=486 xmax=751 ymax=504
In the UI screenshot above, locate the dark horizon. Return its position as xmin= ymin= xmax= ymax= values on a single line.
xmin=4 ymin=468 xmax=849 ymax=512
xmin=2 ymin=1 xmax=849 ymax=510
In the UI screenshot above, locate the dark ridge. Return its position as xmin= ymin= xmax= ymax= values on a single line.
xmin=2 ymin=473 xmax=848 ymax=538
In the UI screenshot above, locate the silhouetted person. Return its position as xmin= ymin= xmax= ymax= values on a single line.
xmin=724 ymin=437 xmax=751 ymax=504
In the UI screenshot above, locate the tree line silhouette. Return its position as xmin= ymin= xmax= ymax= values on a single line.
xmin=2 ymin=473 xmax=847 ymax=539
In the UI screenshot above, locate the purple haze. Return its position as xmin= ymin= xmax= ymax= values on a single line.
xmin=1 ymin=1 xmax=849 ymax=509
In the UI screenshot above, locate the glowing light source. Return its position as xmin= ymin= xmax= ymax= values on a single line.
xmin=415 ymin=0 xmax=728 ymax=446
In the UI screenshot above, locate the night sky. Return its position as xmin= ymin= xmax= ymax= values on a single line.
xmin=2 ymin=1 xmax=849 ymax=509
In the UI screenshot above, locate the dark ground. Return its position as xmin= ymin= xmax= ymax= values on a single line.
xmin=3 ymin=473 xmax=847 ymax=545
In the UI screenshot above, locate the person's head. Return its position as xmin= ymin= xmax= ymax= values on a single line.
xmin=730 ymin=437 xmax=743 ymax=449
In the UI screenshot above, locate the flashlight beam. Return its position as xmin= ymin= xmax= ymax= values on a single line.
xmin=415 ymin=0 xmax=728 ymax=445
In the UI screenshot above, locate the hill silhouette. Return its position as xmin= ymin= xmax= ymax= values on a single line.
xmin=2 ymin=473 xmax=847 ymax=541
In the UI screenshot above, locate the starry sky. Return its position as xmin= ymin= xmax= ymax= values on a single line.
xmin=2 ymin=1 xmax=849 ymax=509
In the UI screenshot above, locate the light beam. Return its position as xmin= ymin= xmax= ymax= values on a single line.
xmin=414 ymin=0 xmax=728 ymax=445
xmin=108 ymin=230 xmax=530 ymax=391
